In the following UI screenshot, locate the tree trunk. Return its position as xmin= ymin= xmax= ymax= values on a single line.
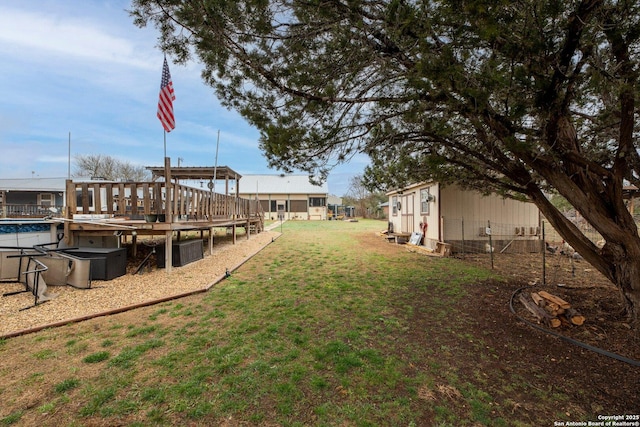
xmin=605 ymin=247 xmax=640 ymax=329
xmin=528 ymin=186 xmax=640 ymax=331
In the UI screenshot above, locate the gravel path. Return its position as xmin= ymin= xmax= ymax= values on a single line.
xmin=0 ymin=230 xmax=279 ymax=337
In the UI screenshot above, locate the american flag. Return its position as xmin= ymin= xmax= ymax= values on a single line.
xmin=157 ymin=57 xmax=175 ymax=132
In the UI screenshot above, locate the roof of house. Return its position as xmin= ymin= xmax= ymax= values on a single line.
xmin=239 ymin=174 xmax=329 ymax=195
xmin=386 ymin=181 xmax=432 ymax=196
xmin=0 ymin=177 xmax=70 ymax=192
xmin=327 ymin=194 xmax=342 ymax=205
xmin=0 ymin=177 xmax=105 ymax=192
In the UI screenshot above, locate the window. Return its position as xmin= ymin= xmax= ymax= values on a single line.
xmin=309 ymin=197 xmax=326 ymax=207
xmin=420 ymin=188 xmax=431 ymax=214
xmin=270 ymin=200 xmax=277 ymax=212
xmin=392 ymin=196 xmax=398 ymax=216
xmin=38 ymin=193 xmax=54 ymax=207
xmin=291 ymin=200 xmax=307 ymax=212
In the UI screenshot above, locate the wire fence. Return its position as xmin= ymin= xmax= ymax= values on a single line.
xmin=441 ymin=217 xmax=604 ymax=255
xmin=438 ymin=217 xmax=608 ymax=286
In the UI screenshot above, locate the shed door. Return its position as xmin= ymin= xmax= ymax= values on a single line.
xmin=401 ymin=193 xmax=414 ymax=233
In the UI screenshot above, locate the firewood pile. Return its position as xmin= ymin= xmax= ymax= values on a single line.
xmin=518 ymin=290 xmax=585 ymax=328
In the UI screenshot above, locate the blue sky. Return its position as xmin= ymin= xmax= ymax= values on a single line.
xmin=0 ymin=1 xmax=367 ymax=196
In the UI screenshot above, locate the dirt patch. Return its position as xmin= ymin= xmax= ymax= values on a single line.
xmin=380 ymin=236 xmax=640 ymax=419
xmin=456 ymin=250 xmax=638 ymax=357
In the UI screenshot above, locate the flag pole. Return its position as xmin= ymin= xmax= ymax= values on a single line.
xmin=158 ymin=55 xmax=174 ymax=161
xmin=213 ymin=129 xmax=220 ymax=194
xmin=67 ymin=131 xmax=71 ymax=179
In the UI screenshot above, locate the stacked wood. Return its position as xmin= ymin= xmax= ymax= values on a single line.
xmin=538 ymin=291 xmax=571 ymax=311
xmin=518 ymin=293 xmax=562 ymax=328
xmin=522 ymin=290 xmax=585 ymax=327
xmin=531 ymin=291 xmax=566 ymax=316
xmin=405 ymin=244 xmax=446 ymax=257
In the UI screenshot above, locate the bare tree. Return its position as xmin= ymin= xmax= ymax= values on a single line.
xmin=345 ymin=175 xmax=386 ymax=218
xmin=118 ymin=161 xmax=150 ymax=182
xmin=74 ymin=154 xmax=149 ymax=181
xmin=344 ymin=175 xmax=369 ymax=218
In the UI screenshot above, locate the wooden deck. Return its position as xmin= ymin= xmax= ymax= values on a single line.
xmin=64 ymin=178 xmax=264 ymax=272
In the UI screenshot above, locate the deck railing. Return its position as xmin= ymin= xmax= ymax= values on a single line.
xmin=66 ymin=180 xmax=262 ymax=222
xmin=1 ymin=204 xmax=62 ymax=218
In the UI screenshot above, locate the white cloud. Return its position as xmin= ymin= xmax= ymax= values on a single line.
xmin=0 ymin=1 xmax=360 ymax=195
xmin=0 ymin=6 xmax=153 ymax=70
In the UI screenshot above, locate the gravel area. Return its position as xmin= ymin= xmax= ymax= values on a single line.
xmin=0 ymin=230 xmax=278 ymax=337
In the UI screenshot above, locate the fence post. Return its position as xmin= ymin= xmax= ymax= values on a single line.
xmin=542 ymin=221 xmax=546 ymax=286
xmin=488 ymin=220 xmax=494 ymax=269
xmin=461 ymin=217 xmax=465 ymax=259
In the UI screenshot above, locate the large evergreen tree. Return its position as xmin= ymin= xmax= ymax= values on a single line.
xmin=131 ymin=0 xmax=640 ymax=328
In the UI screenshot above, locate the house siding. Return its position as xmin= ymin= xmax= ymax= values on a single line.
xmin=388 ymin=183 xmax=540 ymax=252
xmin=239 ymin=174 xmax=329 ymax=220
xmin=439 ymin=187 xmax=539 ymax=240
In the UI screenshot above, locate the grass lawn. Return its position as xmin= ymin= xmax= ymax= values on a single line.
xmin=0 ymin=219 xmax=636 ymax=426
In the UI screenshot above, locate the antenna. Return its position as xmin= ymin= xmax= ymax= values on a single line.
xmin=212 ymin=130 xmax=220 ymax=193
xmin=68 ymin=131 xmax=71 ymax=179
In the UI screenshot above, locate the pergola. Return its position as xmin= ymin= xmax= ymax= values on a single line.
xmin=146 ymin=165 xmax=243 ymax=196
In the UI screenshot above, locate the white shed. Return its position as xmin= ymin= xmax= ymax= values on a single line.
xmin=387 ymin=183 xmax=541 ymax=253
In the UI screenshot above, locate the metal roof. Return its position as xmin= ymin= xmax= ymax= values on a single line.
xmin=0 ymin=177 xmax=92 ymax=192
xmin=238 ymin=174 xmax=329 ymax=195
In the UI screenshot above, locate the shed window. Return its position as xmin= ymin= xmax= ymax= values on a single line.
xmin=420 ymin=188 xmax=430 ymax=214
xmin=392 ymin=196 xmax=398 ymax=216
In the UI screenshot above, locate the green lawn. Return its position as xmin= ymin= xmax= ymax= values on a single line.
xmin=0 ymin=220 xmax=627 ymax=426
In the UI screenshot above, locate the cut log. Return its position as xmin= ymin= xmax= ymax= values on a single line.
xmin=545 ymin=302 xmax=565 ymax=316
xmin=531 ymin=292 xmax=565 ymax=316
xmin=531 ymin=292 xmax=545 ymax=306
xmin=558 ymin=314 xmax=573 ymax=327
xmin=562 ymin=308 xmax=585 ymax=326
xmin=518 ymin=293 xmax=561 ymax=328
xmin=537 ymin=291 xmax=571 ymax=310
